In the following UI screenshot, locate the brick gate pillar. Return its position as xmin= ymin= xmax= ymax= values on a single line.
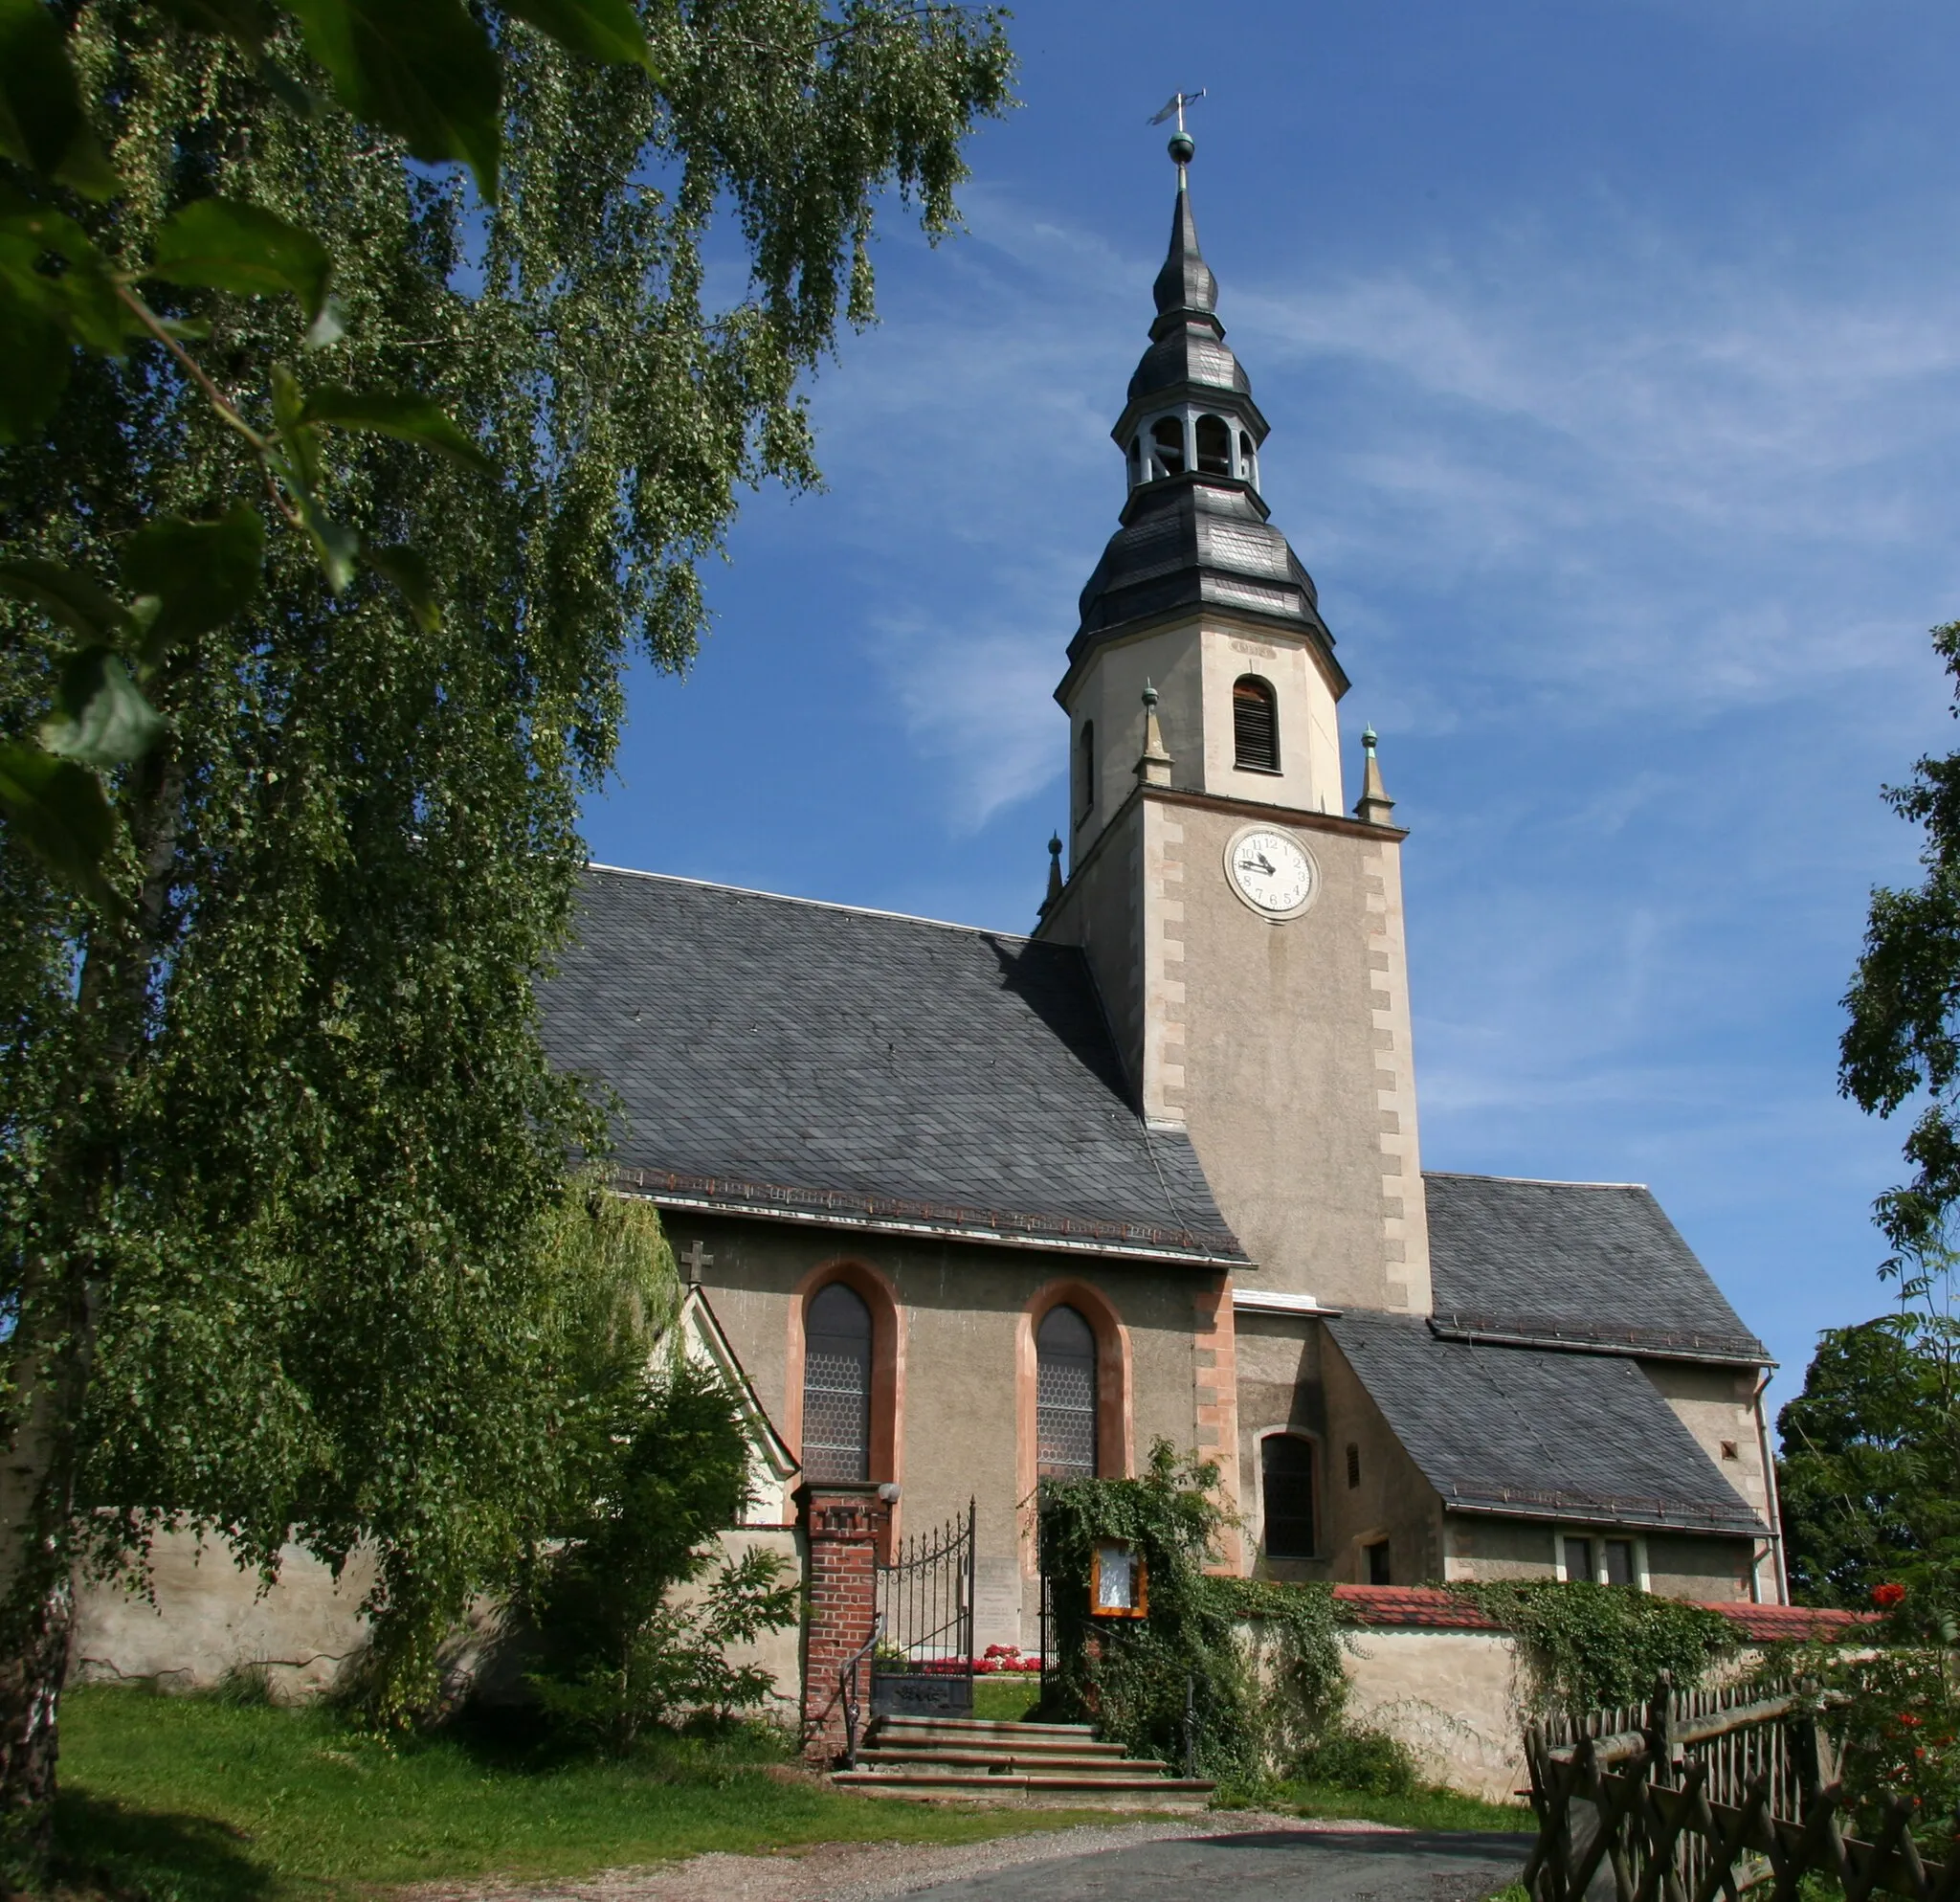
xmin=796 ymin=1480 xmax=889 ymax=1764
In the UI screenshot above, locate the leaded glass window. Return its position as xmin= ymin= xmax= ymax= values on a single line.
xmin=1036 ymin=1304 xmax=1098 ymax=1478
xmin=802 ymin=1282 xmax=871 ymax=1482
xmin=1260 ymin=1435 xmax=1316 ymax=1558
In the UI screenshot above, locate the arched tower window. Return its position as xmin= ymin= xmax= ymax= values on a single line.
xmin=1077 ymin=722 xmax=1095 ymax=823
xmin=801 ymin=1281 xmax=872 ymax=1481
xmin=1238 ymin=430 xmax=1257 ymax=483
xmin=1195 ymin=414 xmax=1232 ymax=477
xmin=1150 ymin=415 xmax=1186 ymax=478
xmin=1036 ymin=1305 xmax=1098 ymax=1478
xmin=1233 ymin=675 xmax=1280 ymax=772
xmin=1261 ymin=1435 xmax=1317 ymax=1558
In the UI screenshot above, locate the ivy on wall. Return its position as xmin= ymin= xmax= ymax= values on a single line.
xmin=1037 ymin=1442 xmax=1349 ymax=1782
xmin=1447 ymin=1581 xmax=1735 ymax=1716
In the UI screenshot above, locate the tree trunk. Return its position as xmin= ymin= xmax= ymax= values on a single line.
xmin=0 ymin=743 xmax=184 ymax=1881
xmin=0 ymin=1284 xmax=92 ymax=1892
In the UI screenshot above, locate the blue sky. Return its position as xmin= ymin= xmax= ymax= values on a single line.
xmin=582 ymin=0 xmax=1960 ymax=1418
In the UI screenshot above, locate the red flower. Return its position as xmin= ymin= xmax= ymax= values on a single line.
xmin=1872 ymin=1581 xmax=1908 ymax=1609
xmin=1898 ymin=1712 xmax=1924 ymax=1730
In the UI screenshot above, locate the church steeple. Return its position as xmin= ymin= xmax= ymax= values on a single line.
xmin=1066 ymin=146 xmax=1343 ymax=682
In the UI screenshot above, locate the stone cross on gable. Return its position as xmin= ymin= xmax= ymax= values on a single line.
xmin=680 ymin=1240 xmax=714 ymax=1283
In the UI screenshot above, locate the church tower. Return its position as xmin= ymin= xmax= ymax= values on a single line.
xmin=1036 ymin=136 xmax=1432 ymax=1322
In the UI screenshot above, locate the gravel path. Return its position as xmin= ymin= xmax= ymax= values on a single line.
xmin=411 ymin=1812 xmax=1531 ymax=1902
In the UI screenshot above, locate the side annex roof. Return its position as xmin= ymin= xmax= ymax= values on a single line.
xmin=1424 ymin=1172 xmax=1768 ymax=1365
xmin=540 ymin=868 xmax=1245 ymax=1265
xmin=1327 ymin=1311 xmax=1767 ymax=1537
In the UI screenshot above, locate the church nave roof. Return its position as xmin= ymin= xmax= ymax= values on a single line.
xmin=541 ymin=867 xmax=1245 ymax=1265
xmin=1423 ymin=1171 xmax=1768 ymax=1366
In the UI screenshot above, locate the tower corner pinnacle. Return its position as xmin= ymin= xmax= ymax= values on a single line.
xmin=1353 ymin=725 xmax=1396 ymax=827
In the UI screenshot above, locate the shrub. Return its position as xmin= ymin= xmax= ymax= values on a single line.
xmin=1295 ymin=1725 xmax=1419 ymax=1796
xmin=524 ymin=1355 xmax=799 ymax=1752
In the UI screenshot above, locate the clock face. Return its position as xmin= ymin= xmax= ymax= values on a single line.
xmin=1225 ymin=825 xmax=1317 ymax=919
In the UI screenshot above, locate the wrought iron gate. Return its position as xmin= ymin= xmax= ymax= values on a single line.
xmin=871 ymin=1499 xmax=975 ymax=1717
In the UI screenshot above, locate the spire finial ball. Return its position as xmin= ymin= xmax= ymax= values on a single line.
xmin=1362 ymin=725 xmax=1378 ymax=750
xmin=1142 ymin=680 xmax=1159 ymax=708
xmin=1168 ymin=130 xmax=1195 ymax=167
xmin=1048 ymin=834 xmax=1061 ymax=858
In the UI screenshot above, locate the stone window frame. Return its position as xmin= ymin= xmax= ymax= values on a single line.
xmin=1554 ymin=1527 xmax=1649 ymax=1591
xmin=1253 ymin=1425 xmax=1321 ymax=1563
xmin=785 ymin=1258 xmax=905 ymax=1551
xmin=1015 ymin=1279 xmax=1133 ymax=1569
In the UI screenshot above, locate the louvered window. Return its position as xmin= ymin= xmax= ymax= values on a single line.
xmin=1261 ymin=1435 xmax=1316 ymax=1558
xmin=1233 ymin=675 xmax=1279 ymax=772
xmin=1036 ymin=1305 xmax=1098 ymax=1478
xmin=1195 ymin=414 xmax=1232 ymax=476
xmin=802 ymin=1282 xmax=871 ymax=1482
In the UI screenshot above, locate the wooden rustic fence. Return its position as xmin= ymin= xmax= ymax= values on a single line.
xmin=1524 ymin=1677 xmax=1952 ymax=1902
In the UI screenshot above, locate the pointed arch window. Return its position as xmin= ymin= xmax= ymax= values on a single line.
xmin=1036 ymin=1305 xmax=1098 ymax=1478
xmin=801 ymin=1282 xmax=872 ymax=1481
xmin=1150 ymin=416 xmax=1186 ymax=478
xmin=1195 ymin=414 xmax=1232 ymax=477
xmin=1077 ymin=722 xmax=1095 ymax=823
xmin=1233 ymin=675 xmax=1280 ymax=773
xmin=1261 ymin=1434 xmax=1317 ymax=1558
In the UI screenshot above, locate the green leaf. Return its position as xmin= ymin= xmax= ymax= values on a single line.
xmin=39 ymin=646 xmax=167 ymax=768
xmin=366 ymin=545 xmax=440 ymax=632
xmin=122 ymin=505 xmax=266 ymax=664
xmin=301 ymin=387 xmax=493 ymax=475
xmin=0 ymin=187 xmax=130 ymax=357
xmin=497 ymin=0 xmax=651 ymax=71
xmin=0 ymin=273 xmax=70 ymax=442
xmin=0 ymin=0 xmax=120 ymax=197
xmin=281 ymin=0 xmax=501 ymax=202
xmin=0 ymin=740 xmax=118 ymax=907
xmin=293 ymin=496 xmax=359 ymax=593
xmin=150 ymin=199 xmax=334 ymax=326
xmin=0 ymin=557 xmax=132 ymax=646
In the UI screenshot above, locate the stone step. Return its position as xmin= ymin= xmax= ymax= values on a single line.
xmin=831 ymin=1770 xmax=1215 ymax=1811
xmin=865 ymin=1733 xmax=1128 ymax=1760
xmin=856 ymin=1747 xmax=1169 ymax=1775
xmin=871 ymin=1715 xmax=1095 ymax=1738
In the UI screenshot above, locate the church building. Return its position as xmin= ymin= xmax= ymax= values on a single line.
xmin=541 ymin=142 xmax=1785 ymax=1652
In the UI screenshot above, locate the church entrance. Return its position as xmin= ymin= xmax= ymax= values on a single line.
xmin=871 ymin=1500 xmax=976 ymax=1717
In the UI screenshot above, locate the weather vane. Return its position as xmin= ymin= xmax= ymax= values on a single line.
xmin=1148 ymin=89 xmax=1205 ymax=167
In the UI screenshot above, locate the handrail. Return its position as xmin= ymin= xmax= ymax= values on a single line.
xmin=839 ymin=1613 xmax=885 ymax=1770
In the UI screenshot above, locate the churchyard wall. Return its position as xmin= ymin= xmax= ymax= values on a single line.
xmin=73 ymin=1525 xmax=805 ymax=1722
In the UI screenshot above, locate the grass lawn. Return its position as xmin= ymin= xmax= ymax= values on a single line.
xmin=969 ymin=1678 xmax=1044 ymax=1722
xmin=56 ymin=1686 xmax=1120 ymax=1901
xmin=1263 ymin=1780 xmax=1535 ymax=1833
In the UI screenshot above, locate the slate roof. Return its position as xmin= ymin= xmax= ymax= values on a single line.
xmin=1424 ymin=1173 xmax=1769 ymax=1365
xmin=541 ymin=868 xmax=1245 ymax=1265
xmin=1327 ymin=1312 xmax=1766 ymax=1535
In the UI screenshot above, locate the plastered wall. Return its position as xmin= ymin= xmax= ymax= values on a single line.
xmin=670 ymin=1214 xmax=1221 ymax=1647
xmin=74 ymin=1526 xmax=805 ymax=1719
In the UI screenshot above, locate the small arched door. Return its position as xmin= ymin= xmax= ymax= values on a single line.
xmin=1036 ymin=1305 xmax=1098 ymax=1478
xmin=801 ymin=1282 xmax=872 ymax=1482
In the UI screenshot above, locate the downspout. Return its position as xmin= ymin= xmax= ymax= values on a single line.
xmin=1749 ymin=1365 xmax=1788 ymax=1605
